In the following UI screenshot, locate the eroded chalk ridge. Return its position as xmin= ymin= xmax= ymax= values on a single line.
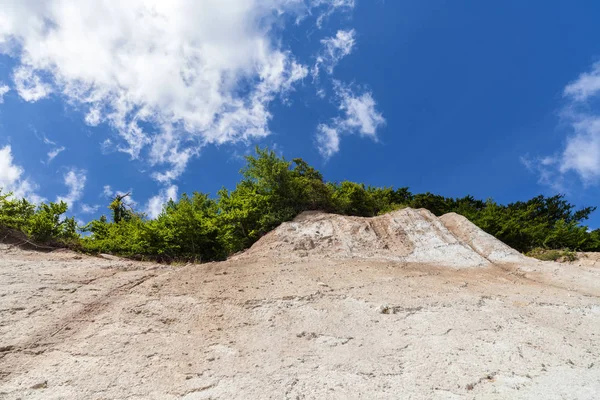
xmin=238 ymin=208 xmax=534 ymax=268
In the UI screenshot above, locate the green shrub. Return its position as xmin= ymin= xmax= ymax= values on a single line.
xmin=0 ymin=190 xmax=78 ymax=246
xmin=3 ymin=147 xmax=600 ymax=262
xmin=526 ymin=248 xmax=578 ymax=262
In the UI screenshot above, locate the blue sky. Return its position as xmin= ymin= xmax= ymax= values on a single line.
xmin=1 ymin=1 xmax=600 ymax=227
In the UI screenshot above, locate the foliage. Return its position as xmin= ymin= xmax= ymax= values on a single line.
xmin=0 ymin=189 xmax=78 ymax=244
xmin=526 ymin=248 xmax=578 ymax=262
xmin=81 ymin=192 xmax=226 ymax=262
xmin=2 ymin=147 xmax=599 ymax=261
xmin=109 ymin=193 xmax=134 ymax=223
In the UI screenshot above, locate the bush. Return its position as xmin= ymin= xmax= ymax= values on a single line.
xmin=526 ymin=248 xmax=578 ymax=262
xmin=0 ymin=190 xmax=78 ymax=246
xmin=3 ymin=147 xmax=599 ymax=262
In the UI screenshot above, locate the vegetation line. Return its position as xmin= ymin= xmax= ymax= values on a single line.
xmin=1 ymin=147 xmax=598 ymax=262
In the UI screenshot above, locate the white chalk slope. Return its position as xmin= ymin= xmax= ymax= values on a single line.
xmin=241 ymin=208 xmax=533 ymax=268
xmin=439 ymin=212 xmax=528 ymax=264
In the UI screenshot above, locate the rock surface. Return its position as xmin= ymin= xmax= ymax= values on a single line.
xmin=439 ymin=212 xmax=533 ymax=264
xmin=237 ymin=208 xmax=536 ymax=268
xmin=0 ymin=211 xmax=599 ymax=399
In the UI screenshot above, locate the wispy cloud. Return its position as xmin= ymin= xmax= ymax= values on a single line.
xmin=148 ymin=127 xmax=197 ymax=183
xmin=315 ymin=124 xmax=340 ymax=158
xmin=316 ymin=82 xmax=385 ymax=158
xmin=336 ymin=83 xmax=386 ymax=137
xmin=57 ymin=168 xmax=87 ymax=208
xmin=520 ymin=154 xmax=564 ymax=192
xmin=0 ymin=145 xmax=43 ymax=203
xmin=310 ymin=0 xmax=355 ymax=28
xmin=100 ymin=138 xmax=114 ymax=155
xmin=47 ymin=146 xmax=65 ymax=163
xmin=42 ymin=136 xmax=56 ymax=146
xmin=563 ymin=61 xmax=600 ymax=102
xmin=102 ymin=185 xmax=113 ymax=198
xmin=38 ymin=134 xmax=66 ymax=164
xmin=13 ymin=66 xmax=53 ymax=102
xmin=0 ymin=83 xmax=9 ymax=103
xmin=80 ymin=204 xmax=100 ymax=214
xmin=145 ymin=185 xmax=178 ymax=219
xmin=313 ymin=29 xmax=356 ymax=78
xmin=527 ymin=61 xmax=600 ymax=188
xmin=559 ymin=115 xmax=600 ymax=183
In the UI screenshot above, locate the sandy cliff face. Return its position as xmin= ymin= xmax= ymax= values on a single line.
xmin=439 ymin=212 xmax=531 ymax=264
xmin=237 ymin=208 xmax=534 ymax=268
xmin=1 ymin=211 xmax=599 ymax=400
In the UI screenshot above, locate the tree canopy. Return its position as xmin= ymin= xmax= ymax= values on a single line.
xmin=1 ymin=147 xmax=599 ymax=261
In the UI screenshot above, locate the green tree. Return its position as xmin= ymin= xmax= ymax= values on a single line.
xmin=330 ymin=181 xmax=374 ymax=216
xmin=109 ymin=193 xmax=133 ymax=223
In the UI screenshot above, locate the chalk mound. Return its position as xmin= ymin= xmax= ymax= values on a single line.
xmin=439 ymin=213 xmax=534 ymax=264
xmin=238 ymin=207 xmax=530 ymax=268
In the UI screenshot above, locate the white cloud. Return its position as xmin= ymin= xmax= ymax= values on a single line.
xmin=13 ymin=66 xmax=53 ymax=102
xmin=80 ymin=204 xmax=100 ymax=214
xmin=528 ymin=62 xmax=600 ymax=188
xmin=100 ymin=138 xmax=114 ymax=154
xmin=313 ymin=29 xmax=356 ymax=77
xmin=85 ymin=106 xmax=101 ymax=126
xmin=0 ymin=83 xmax=9 ymax=103
xmin=315 ymin=82 xmax=385 ymax=157
xmin=0 ymin=1 xmax=359 ymax=181
xmin=337 ymin=83 xmax=386 ymax=137
xmin=311 ymin=0 xmax=355 ymax=28
xmin=564 ymin=61 xmax=600 ymax=102
xmin=149 ymin=127 xmax=197 ymax=183
xmin=520 ymin=155 xmax=564 ymax=192
xmin=47 ymin=146 xmax=65 ymax=163
xmin=42 ymin=135 xmax=56 ymax=146
xmin=102 ymin=185 xmax=113 ymax=198
xmin=0 ymin=146 xmax=21 ymax=186
xmin=40 ymin=135 xmax=66 ymax=164
xmin=0 ymin=145 xmax=42 ymax=202
xmin=146 ymin=185 xmax=178 ymax=219
xmin=57 ymin=168 xmax=86 ymax=208
xmin=559 ymin=116 xmax=600 ymax=183
xmin=315 ymin=124 xmax=340 ymax=158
